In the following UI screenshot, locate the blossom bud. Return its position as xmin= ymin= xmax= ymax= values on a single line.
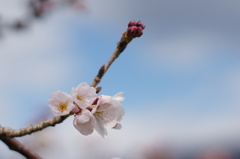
xmin=120 ymin=20 xmax=145 ymax=45
xmin=126 ymin=26 xmax=143 ymax=38
xmin=135 ymin=27 xmax=143 ymax=37
xmin=136 ymin=21 xmax=145 ymax=29
xmin=126 ymin=26 xmax=137 ymax=37
xmin=128 ymin=20 xmax=137 ymax=27
xmin=125 ymin=20 xmax=145 ymax=39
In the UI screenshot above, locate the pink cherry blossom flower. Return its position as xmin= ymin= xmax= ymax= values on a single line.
xmin=73 ymin=109 xmax=95 ymax=135
xmin=48 ymin=90 xmax=74 ymax=116
xmin=71 ymin=82 xmax=97 ymax=109
xmin=93 ymin=92 xmax=125 ymax=137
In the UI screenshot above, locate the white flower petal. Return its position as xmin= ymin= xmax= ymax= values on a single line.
xmin=113 ymin=122 xmax=122 ymax=129
xmin=71 ymin=82 xmax=97 ymax=109
xmin=112 ymin=92 xmax=125 ymax=102
xmin=94 ymin=118 xmax=107 ymax=138
xmin=73 ymin=109 xmax=95 ymax=136
xmin=48 ymin=90 xmax=74 ymax=115
xmin=94 ymin=92 xmax=125 ymax=137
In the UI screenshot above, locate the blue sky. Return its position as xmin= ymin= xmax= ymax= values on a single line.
xmin=1 ymin=0 xmax=240 ymax=158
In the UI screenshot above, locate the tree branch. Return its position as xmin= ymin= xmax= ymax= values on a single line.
xmin=0 ymin=115 xmax=69 ymax=137
xmin=90 ymin=35 xmax=131 ymax=87
xmin=0 ymin=136 xmax=42 ymax=159
xmin=90 ymin=20 xmax=145 ymax=87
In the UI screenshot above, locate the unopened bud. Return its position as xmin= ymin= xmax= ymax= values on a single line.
xmin=135 ymin=27 xmax=143 ymax=37
xmin=126 ymin=26 xmax=137 ymax=37
xmin=128 ymin=20 xmax=137 ymax=27
xmin=136 ymin=21 xmax=145 ymax=29
xmin=125 ymin=20 xmax=145 ymax=38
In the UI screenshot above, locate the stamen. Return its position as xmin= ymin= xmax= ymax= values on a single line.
xmin=58 ymin=101 xmax=68 ymax=112
xmin=94 ymin=111 xmax=104 ymax=120
xmin=76 ymin=94 xmax=85 ymax=102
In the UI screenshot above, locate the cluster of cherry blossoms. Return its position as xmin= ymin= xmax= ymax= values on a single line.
xmin=48 ymin=82 xmax=124 ymax=137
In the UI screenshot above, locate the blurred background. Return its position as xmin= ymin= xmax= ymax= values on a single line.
xmin=0 ymin=0 xmax=240 ymax=158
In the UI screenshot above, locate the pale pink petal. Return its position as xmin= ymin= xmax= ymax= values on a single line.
xmin=73 ymin=109 xmax=95 ymax=135
xmin=48 ymin=90 xmax=74 ymax=116
xmin=97 ymin=103 xmax=118 ymax=128
xmin=112 ymin=122 xmax=122 ymax=129
xmin=93 ymin=93 xmax=125 ymax=136
xmin=71 ymin=82 xmax=97 ymax=109
xmin=111 ymin=100 xmax=125 ymax=121
xmin=112 ymin=92 xmax=124 ymax=102
xmin=70 ymin=104 xmax=81 ymax=114
xmin=94 ymin=118 xmax=107 ymax=138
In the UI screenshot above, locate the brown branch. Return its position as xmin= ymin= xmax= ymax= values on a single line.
xmin=0 ymin=136 xmax=42 ymax=159
xmin=0 ymin=115 xmax=69 ymax=137
xmin=90 ymin=37 xmax=130 ymax=87
xmin=90 ymin=20 xmax=145 ymax=87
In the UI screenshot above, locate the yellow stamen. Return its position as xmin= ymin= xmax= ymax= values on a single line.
xmin=76 ymin=94 xmax=85 ymax=102
xmin=58 ymin=101 xmax=68 ymax=112
xmin=88 ymin=105 xmax=97 ymax=109
xmin=94 ymin=111 xmax=104 ymax=120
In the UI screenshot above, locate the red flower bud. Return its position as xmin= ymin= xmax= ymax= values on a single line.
xmin=122 ymin=20 xmax=145 ymax=42
xmin=128 ymin=20 xmax=137 ymax=27
xmin=135 ymin=27 xmax=143 ymax=37
xmin=126 ymin=26 xmax=137 ymax=37
xmin=136 ymin=21 xmax=145 ymax=29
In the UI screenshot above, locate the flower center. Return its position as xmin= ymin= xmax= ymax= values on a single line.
xmin=76 ymin=94 xmax=85 ymax=102
xmin=94 ymin=111 xmax=104 ymax=120
xmin=58 ymin=101 xmax=68 ymax=112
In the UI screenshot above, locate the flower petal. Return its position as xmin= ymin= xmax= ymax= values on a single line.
xmin=94 ymin=117 xmax=107 ymax=138
xmin=71 ymin=82 xmax=97 ymax=109
xmin=112 ymin=92 xmax=124 ymax=102
xmin=73 ymin=109 xmax=95 ymax=135
xmin=48 ymin=90 xmax=74 ymax=116
xmin=93 ymin=92 xmax=125 ymax=136
xmin=113 ymin=122 xmax=122 ymax=129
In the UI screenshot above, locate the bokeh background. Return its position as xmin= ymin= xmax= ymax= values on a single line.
xmin=1 ymin=0 xmax=240 ymax=158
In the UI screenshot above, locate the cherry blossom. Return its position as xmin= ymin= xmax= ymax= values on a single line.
xmin=49 ymin=82 xmax=125 ymax=137
xmin=93 ymin=92 xmax=125 ymax=137
xmin=48 ymin=90 xmax=74 ymax=116
xmin=71 ymin=82 xmax=97 ymax=109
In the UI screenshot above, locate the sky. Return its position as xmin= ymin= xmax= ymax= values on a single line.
xmin=0 ymin=0 xmax=240 ymax=158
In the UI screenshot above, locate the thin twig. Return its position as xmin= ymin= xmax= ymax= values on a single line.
xmin=0 ymin=136 xmax=42 ymax=159
xmin=90 ymin=20 xmax=146 ymax=87
xmin=90 ymin=39 xmax=129 ymax=87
